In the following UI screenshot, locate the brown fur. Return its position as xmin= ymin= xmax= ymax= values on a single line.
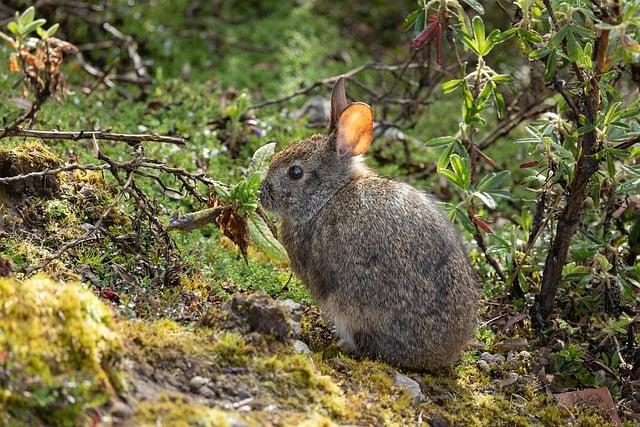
xmin=259 ymin=82 xmax=479 ymax=370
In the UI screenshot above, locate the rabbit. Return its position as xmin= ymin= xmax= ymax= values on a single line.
xmin=259 ymin=77 xmax=479 ymax=370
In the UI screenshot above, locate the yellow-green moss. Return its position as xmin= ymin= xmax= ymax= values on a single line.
xmin=0 ymin=277 xmax=122 ymax=426
xmin=0 ymin=140 xmax=61 ymax=173
xmin=131 ymin=394 xmax=240 ymax=427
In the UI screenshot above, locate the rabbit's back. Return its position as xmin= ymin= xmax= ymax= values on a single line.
xmin=283 ymin=175 xmax=478 ymax=369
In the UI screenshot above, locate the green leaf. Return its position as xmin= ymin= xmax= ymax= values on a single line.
xmin=492 ymin=87 xmax=505 ymax=119
xmin=475 ymin=192 xmax=497 ymax=209
xmin=0 ymin=31 xmax=13 ymax=44
xmin=529 ymin=46 xmax=552 ymax=60
xmin=462 ymin=0 xmax=485 ymax=15
xmin=565 ymin=30 xmax=579 ymax=61
xmin=442 ymin=79 xmax=463 ymax=93
xmin=21 ymin=19 xmax=46 ymax=36
xmin=544 ymin=49 xmax=557 ymax=82
xmin=472 ymin=16 xmax=485 ymax=48
xmin=438 ymin=142 xmax=455 ymax=170
xmin=477 ymin=171 xmax=511 ymax=191
xmin=247 ymin=213 xmax=289 ymax=263
xmin=455 ymin=208 xmax=476 ymax=234
xmin=403 ymin=9 xmax=423 ymax=31
xmin=490 ymin=28 xmax=517 ymax=46
xmin=518 ymin=28 xmax=542 ymax=44
xmin=46 ymin=23 xmax=59 ymax=38
xmin=491 ymin=74 xmax=513 ymax=83
xmin=450 ymin=154 xmax=471 ymax=190
xmin=426 ymin=136 xmax=457 ymax=148
xmin=6 ymin=22 xmax=19 ymax=36
xmin=440 ymin=168 xmax=463 ymax=187
xmin=248 ymin=142 xmax=276 ymax=180
xmin=18 ymin=7 xmax=35 ymax=27
xmin=413 ymin=9 xmax=426 ymax=37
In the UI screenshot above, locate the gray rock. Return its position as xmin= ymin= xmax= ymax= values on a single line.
xmin=494 ymin=372 xmax=519 ymax=389
xmin=189 ymin=375 xmax=209 ymax=391
xmin=477 ymin=360 xmax=491 ymax=373
xmin=393 ymin=372 xmax=426 ymax=403
xmin=428 ymin=413 xmax=450 ymax=427
xmin=293 ymin=339 xmax=311 ymax=355
xmin=110 ymin=400 xmax=133 ymax=419
xmin=480 ymin=352 xmax=505 ymax=364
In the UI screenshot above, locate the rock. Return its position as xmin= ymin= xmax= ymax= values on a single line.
xmin=189 ymin=375 xmax=209 ymax=391
xmin=477 ymin=360 xmax=491 ymax=373
xmin=499 ymin=337 xmax=528 ymax=351
xmin=293 ymin=339 xmax=311 ymax=355
xmin=428 ymin=413 xmax=450 ymax=427
xmin=393 ymin=372 xmax=426 ymax=403
xmin=494 ymin=372 xmax=519 ymax=389
xmin=289 ymin=319 xmax=302 ymax=338
xmin=480 ymin=352 xmax=505 ymax=364
xmin=280 ymin=299 xmax=303 ymax=314
xmin=224 ymin=293 xmax=293 ymax=340
xmin=110 ymin=400 xmax=133 ymax=419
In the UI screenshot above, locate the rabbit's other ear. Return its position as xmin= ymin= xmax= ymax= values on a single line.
xmin=330 ymin=77 xmax=349 ymax=130
xmin=336 ymin=102 xmax=374 ymax=157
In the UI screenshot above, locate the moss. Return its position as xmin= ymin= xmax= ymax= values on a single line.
xmin=131 ymin=394 xmax=240 ymax=427
xmin=255 ymin=353 xmax=346 ymax=417
xmin=0 ymin=141 xmax=62 ymax=197
xmin=211 ymin=331 xmax=253 ymax=367
xmin=0 ymin=277 xmax=123 ymax=426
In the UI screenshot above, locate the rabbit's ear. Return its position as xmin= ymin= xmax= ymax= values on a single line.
xmin=336 ymin=102 xmax=374 ymax=157
xmin=330 ymin=77 xmax=349 ymax=131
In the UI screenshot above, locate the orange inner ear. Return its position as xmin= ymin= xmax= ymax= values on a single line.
xmin=337 ymin=102 xmax=374 ymax=156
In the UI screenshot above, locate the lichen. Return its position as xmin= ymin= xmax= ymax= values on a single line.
xmin=0 ymin=277 xmax=123 ymax=426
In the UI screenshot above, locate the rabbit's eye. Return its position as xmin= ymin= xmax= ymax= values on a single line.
xmin=288 ymin=165 xmax=303 ymax=180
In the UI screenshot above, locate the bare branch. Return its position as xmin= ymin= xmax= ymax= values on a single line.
xmin=0 ymin=127 xmax=188 ymax=146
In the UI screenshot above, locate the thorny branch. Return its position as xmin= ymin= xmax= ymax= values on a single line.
xmin=0 ymin=128 xmax=188 ymax=146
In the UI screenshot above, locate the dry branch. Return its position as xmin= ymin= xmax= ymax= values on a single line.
xmin=0 ymin=128 xmax=188 ymax=145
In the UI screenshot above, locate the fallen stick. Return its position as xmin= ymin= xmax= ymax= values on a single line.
xmin=0 ymin=127 xmax=188 ymax=145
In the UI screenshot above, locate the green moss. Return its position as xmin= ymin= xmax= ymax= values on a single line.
xmin=0 ymin=277 xmax=123 ymax=426
xmin=132 ymin=394 xmax=240 ymax=427
xmin=0 ymin=140 xmax=61 ymax=173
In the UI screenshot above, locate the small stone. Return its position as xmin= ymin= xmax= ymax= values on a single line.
xmin=280 ymin=299 xmax=302 ymax=313
xmin=393 ymin=372 xmax=426 ymax=403
xmin=189 ymin=375 xmax=209 ymax=391
xmin=477 ymin=360 xmax=491 ymax=372
xmin=500 ymin=337 xmax=528 ymax=351
xmin=428 ymin=413 xmax=450 ymax=427
xmin=293 ymin=339 xmax=311 ymax=355
xmin=480 ymin=352 xmax=505 ymax=364
xmin=111 ymin=400 xmax=133 ymax=419
xmin=289 ymin=319 xmax=302 ymax=338
xmin=494 ymin=372 xmax=519 ymax=389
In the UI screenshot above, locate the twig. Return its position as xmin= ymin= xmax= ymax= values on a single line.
xmin=0 ymin=163 xmax=110 ymax=184
xmin=0 ymin=127 xmax=188 ymax=146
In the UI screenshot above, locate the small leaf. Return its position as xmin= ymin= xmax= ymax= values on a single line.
xmin=475 ymin=192 xmax=497 ymax=209
xmin=477 ymin=171 xmax=511 ymax=191
xmin=6 ymin=22 xmax=19 ymax=36
xmin=491 ymin=74 xmax=513 ymax=83
xmin=442 ymin=79 xmax=463 ymax=93
xmin=518 ymin=28 xmax=542 ymax=44
xmin=248 ymin=142 xmax=276 ymax=180
xmin=472 ymin=16 xmax=485 ymax=47
xmin=565 ymin=30 xmax=579 ymax=61
xmin=544 ymin=49 xmax=557 ymax=82
xmin=46 ymin=23 xmax=59 ymax=38
xmin=247 ymin=213 xmax=289 ymax=263
xmin=492 ymin=87 xmax=505 ymax=119
xmin=455 ymin=208 xmax=476 ymax=234
xmin=18 ymin=7 xmax=35 ymax=27
xmin=22 ymin=19 xmax=46 ymax=37
xmin=437 ymin=142 xmax=455 ymax=171
xmin=426 ymin=136 xmax=456 ymax=147
xmin=462 ymin=0 xmax=485 ymax=14
xmin=403 ymin=9 xmax=423 ymax=31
